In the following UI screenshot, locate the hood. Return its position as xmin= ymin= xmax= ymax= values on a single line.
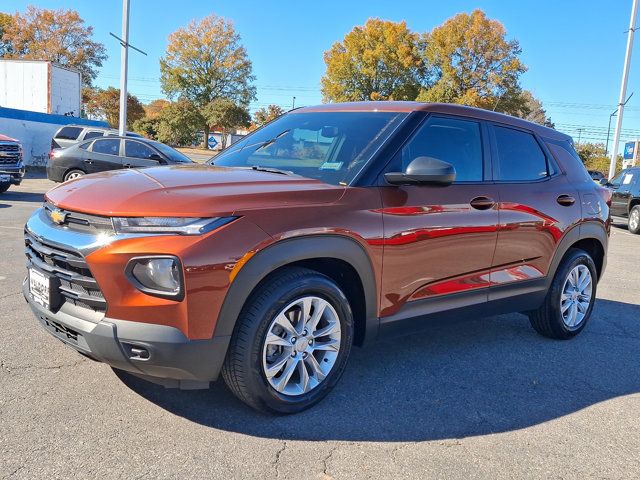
xmin=45 ymin=165 xmax=346 ymax=217
xmin=0 ymin=134 xmax=19 ymax=143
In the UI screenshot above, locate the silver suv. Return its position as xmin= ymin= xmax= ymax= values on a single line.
xmin=51 ymin=124 xmax=142 ymax=150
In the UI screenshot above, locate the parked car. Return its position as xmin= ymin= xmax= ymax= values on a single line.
xmin=51 ymin=124 xmax=142 ymax=150
xmin=24 ymin=102 xmax=610 ymax=414
xmin=47 ymin=136 xmax=194 ymax=182
xmin=602 ymin=166 xmax=640 ymax=234
xmin=0 ymin=134 xmax=25 ymax=194
xmin=588 ymin=170 xmax=606 ymax=183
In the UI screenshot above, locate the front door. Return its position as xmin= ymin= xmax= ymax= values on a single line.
xmin=609 ymin=169 xmax=636 ymax=217
xmin=379 ymin=115 xmax=499 ymax=318
xmin=123 ymin=140 xmax=164 ymax=169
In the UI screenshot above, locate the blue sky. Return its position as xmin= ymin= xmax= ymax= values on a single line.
xmin=4 ymin=0 xmax=640 ymax=150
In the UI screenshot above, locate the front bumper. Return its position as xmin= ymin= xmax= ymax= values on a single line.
xmin=0 ymin=165 xmax=25 ymax=185
xmin=24 ymin=280 xmax=230 ymax=388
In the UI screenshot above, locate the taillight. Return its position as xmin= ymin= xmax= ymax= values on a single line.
xmin=596 ymin=186 xmax=612 ymax=207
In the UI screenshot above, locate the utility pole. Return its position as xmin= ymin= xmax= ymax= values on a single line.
xmin=110 ymin=0 xmax=146 ymax=136
xmin=118 ymin=0 xmax=130 ymax=137
xmin=292 ymin=96 xmax=296 ymax=110
xmin=609 ymin=0 xmax=638 ymax=179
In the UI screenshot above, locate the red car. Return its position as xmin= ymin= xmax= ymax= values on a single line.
xmin=23 ymin=102 xmax=610 ymax=413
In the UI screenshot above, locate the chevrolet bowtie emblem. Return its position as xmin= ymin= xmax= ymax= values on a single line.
xmin=50 ymin=209 xmax=67 ymax=225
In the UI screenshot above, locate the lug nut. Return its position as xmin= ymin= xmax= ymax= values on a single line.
xmin=290 ymin=337 xmax=297 ymax=344
xmin=302 ymin=330 xmax=308 ymax=336
xmin=308 ymin=339 xmax=313 ymax=345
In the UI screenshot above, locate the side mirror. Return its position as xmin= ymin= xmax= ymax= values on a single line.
xmin=385 ymin=157 xmax=456 ymax=186
xmin=598 ymin=178 xmax=608 ymax=186
xmin=149 ymin=153 xmax=164 ymax=162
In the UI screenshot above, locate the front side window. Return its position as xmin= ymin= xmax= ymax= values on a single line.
xmin=56 ymin=126 xmax=82 ymax=140
xmin=150 ymin=142 xmax=193 ymax=163
xmin=125 ymin=140 xmax=158 ymax=160
xmin=91 ymin=139 xmax=121 ymax=156
xmin=494 ymin=126 xmax=548 ymax=181
xmin=213 ymin=111 xmax=407 ymax=185
xmin=395 ymin=116 xmax=483 ymax=182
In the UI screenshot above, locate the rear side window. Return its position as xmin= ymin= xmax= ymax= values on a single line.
xmin=56 ymin=126 xmax=82 ymax=140
xmin=84 ymin=131 xmax=104 ymax=140
xmin=125 ymin=140 xmax=158 ymax=160
xmin=91 ymin=139 xmax=121 ymax=156
xmin=398 ymin=116 xmax=483 ymax=182
xmin=493 ymin=126 xmax=548 ymax=181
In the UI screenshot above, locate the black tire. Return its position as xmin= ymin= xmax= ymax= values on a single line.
xmin=222 ymin=267 xmax=354 ymax=414
xmin=628 ymin=205 xmax=640 ymax=235
xmin=0 ymin=183 xmax=10 ymax=194
xmin=528 ymin=248 xmax=597 ymax=340
xmin=63 ymin=169 xmax=85 ymax=182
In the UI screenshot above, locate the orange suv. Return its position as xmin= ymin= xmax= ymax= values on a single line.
xmin=23 ymin=102 xmax=610 ymax=413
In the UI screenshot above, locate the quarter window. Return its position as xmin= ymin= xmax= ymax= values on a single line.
xmin=56 ymin=126 xmax=82 ymax=140
xmin=397 ymin=116 xmax=483 ymax=182
xmin=91 ymin=139 xmax=120 ymax=156
xmin=494 ymin=126 xmax=548 ymax=181
xmin=84 ymin=131 xmax=104 ymax=140
xmin=125 ymin=140 xmax=158 ymax=160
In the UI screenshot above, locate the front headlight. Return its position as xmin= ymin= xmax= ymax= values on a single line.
xmin=112 ymin=216 xmax=237 ymax=235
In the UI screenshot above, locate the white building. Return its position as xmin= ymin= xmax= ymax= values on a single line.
xmin=0 ymin=59 xmax=82 ymax=117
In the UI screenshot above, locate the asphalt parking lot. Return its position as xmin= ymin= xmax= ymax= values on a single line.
xmin=1 ymin=175 xmax=640 ymax=479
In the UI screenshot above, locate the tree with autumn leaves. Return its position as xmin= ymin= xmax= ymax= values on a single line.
xmin=322 ymin=10 xmax=553 ymax=127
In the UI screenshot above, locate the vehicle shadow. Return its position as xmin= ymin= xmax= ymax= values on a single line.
xmin=116 ymin=298 xmax=640 ymax=442
xmin=0 ymin=191 xmax=45 ymax=203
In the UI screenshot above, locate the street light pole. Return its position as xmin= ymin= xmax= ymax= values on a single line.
xmin=609 ymin=0 xmax=638 ymax=179
xmin=117 ymin=0 xmax=130 ymax=136
xmin=606 ymin=109 xmax=618 ymax=155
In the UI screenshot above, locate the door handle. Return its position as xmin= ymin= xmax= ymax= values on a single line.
xmin=83 ymin=159 xmax=93 ymax=164
xmin=557 ymin=194 xmax=576 ymax=206
xmin=469 ymin=196 xmax=495 ymax=210
xmin=123 ymin=163 xmax=132 ymax=168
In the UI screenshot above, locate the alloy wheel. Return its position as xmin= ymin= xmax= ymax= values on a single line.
xmin=560 ymin=264 xmax=593 ymax=329
xmin=630 ymin=209 xmax=639 ymax=231
xmin=262 ymin=296 xmax=341 ymax=396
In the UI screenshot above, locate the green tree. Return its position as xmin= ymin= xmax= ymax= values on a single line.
xmin=132 ymin=116 xmax=161 ymax=140
xmin=321 ymin=18 xmax=426 ymax=102
xmin=160 ymin=14 xmax=256 ymax=147
xmin=512 ymin=90 xmax=554 ymax=128
xmin=2 ymin=6 xmax=107 ymax=84
xmin=203 ymin=98 xmax=251 ymax=148
xmin=156 ymin=99 xmax=204 ymax=146
xmin=252 ymin=104 xmax=285 ymax=128
xmin=417 ymin=9 xmax=526 ymax=114
xmin=83 ymin=87 xmax=145 ymax=128
xmin=575 ymin=142 xmax=622 ymax=174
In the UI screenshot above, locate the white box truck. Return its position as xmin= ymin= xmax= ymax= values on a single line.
xmin=0 ymin=59 xmax=81 ymax=117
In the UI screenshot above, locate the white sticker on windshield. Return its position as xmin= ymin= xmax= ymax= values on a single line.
xmin=623 ymin=173 xmax=634 ymax=185
xmin=320 ymin=161 xmax=343 ymax=170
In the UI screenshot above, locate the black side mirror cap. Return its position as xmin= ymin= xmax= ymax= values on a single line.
xmin=385 ymin=157 xmax=456 ymax=186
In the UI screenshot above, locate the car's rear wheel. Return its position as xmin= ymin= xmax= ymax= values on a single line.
xmin=0 ymin=182 xmax=10 ymax=194
xmin=629 ymin=205 xmax=640 ymax=234
xmin=222 ymin=267 xmax=353 ymax=414
xmin=528 ymin=248 xmax=597 ymax=339
xmin=64 ymin=169 xmax=85 ymax=182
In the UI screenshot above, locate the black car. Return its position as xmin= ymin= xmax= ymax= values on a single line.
xmin=603 ymin=166 xmax=640 ymax=234
xmin=47 ymin=136 xmax=194 ymax=183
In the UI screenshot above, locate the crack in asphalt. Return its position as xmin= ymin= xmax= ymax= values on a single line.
xmin=0 ymin=291 xmax=20 ymax=301
xmin=322 ymin=444 xmax=339 ymax=479
xmin=0 ymin=357 xmax=86 ymax=374
xmin=273 ymin=441 xmax=287 ymax=478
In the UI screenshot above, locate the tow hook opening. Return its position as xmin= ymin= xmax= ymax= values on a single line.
xmin=121 ymin=342 xmax=150 ymax=361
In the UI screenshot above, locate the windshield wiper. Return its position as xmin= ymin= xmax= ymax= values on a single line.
xmin=254 ymin=129 xmax=291 ymax=152
xmin=250 ymin=165 xmax=295 ymax=176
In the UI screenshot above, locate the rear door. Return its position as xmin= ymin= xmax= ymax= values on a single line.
xmin=488 ymin=124 xmax=580 ymax=290
xmin=84 ymin=138 xmax=123 ymax=174
xmin=123 ymin=140 xmax=164 ymax=169
xmin=379 ymin=115 xmax=499 ymax=317
xmin=609 ymin=169 xmax=636 ymax=216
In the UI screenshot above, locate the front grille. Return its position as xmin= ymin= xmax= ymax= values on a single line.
xmin=44 ymin=202 xmax=114 ymax=233
xmin=24 ymin=229 xmax=107 ymax=314
xmin=0 ymin=142 xmax=21 ymax=165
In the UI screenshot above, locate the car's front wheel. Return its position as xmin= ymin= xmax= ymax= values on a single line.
xmin=629 ymin=205 xmax=640 ymax=234
xmin=0 ymin=182 xmax=10 ymax=194
xmin=528 ymin=249 xmax=597 ymax=339
xmin=222 ymin=267 xmax=353 ymax=414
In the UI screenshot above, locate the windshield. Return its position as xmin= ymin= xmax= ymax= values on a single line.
xmin=150 ymin=141 xmax=193 ymax=163
xmin=211 ymin=111 xmax=407 ymax=185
